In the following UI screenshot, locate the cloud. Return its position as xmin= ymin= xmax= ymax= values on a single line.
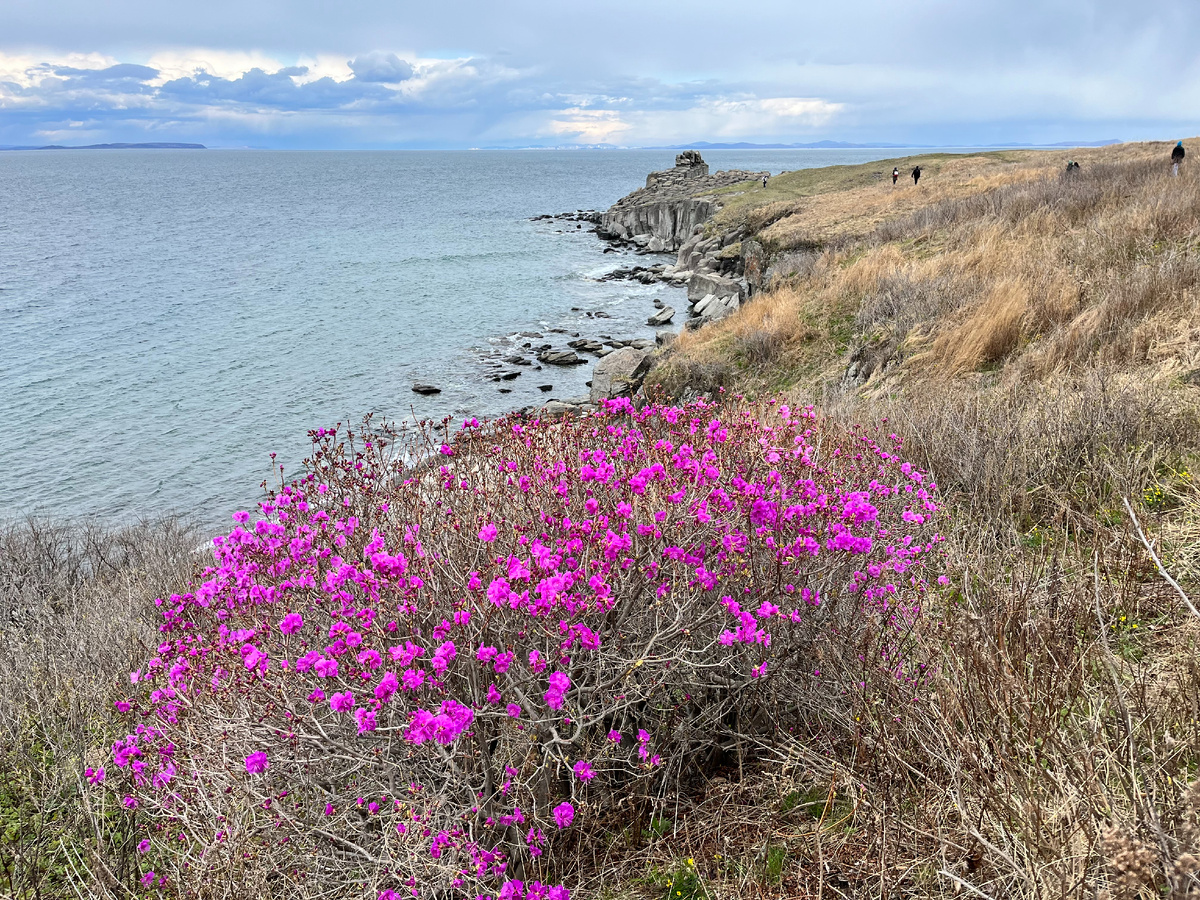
xmin=1 ymin=1 xmax=1199 ymax=149
xmin=544 ymin=108 xmax=631 ymax=144
xmin=51 ymin=62 xmax=158 ymax=83
xmin=348 ymin=51 xmax=414 ymax=83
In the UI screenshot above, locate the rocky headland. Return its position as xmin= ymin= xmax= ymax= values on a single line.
xmin=598 ymin=150 xmax=766 ymax=252
xmin=600 ymin=151 xmax=770 ymax=329
xmin=418 ymin=151 xmax=767 ymax=419
xmin=465 ymin=151 xmax=770 ymax=418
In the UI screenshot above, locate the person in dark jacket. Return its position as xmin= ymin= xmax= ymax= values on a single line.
xmin=911 ymin=165 xmax=922 ymax=185
xmin=892 ymin=167 xmax=899 ymax=184
xmin=1172 ymin=141 xmax=1185 ymax=176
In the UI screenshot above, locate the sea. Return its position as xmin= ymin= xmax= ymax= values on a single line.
xmin=0 ymin=147 xmax=936 ymax=533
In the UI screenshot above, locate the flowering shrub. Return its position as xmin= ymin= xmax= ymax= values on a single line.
xmin=107 ymin=398 xmax=941 ymax=898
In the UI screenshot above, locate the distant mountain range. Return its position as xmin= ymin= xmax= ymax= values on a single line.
xmin=0 ymin=142 xmax=206 ymax=150
xmin=652 ymin=139 xmax=1123 ymax=150
xmin=477 ymin=139 xmax=1124 ymax=151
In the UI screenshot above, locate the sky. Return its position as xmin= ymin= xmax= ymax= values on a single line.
xmin=1 ymin=1 xmax=1197 ymax=149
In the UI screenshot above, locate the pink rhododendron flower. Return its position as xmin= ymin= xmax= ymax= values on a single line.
xmin=244 ymin=752 xmax=268 ymax=774
xmin=330 ymin=691 xmax=354 ymax=713
xmin=279 ymin=612 xmax=303 ymax=635
xmin=355 ymin=707 xmax=378 ymax=733
xmin=506 ymin=703 xmax=521 ymax=718
xmin=479 ymin=523 xmax=498 ymax=542
xmin=553 ymin=801 xmax=574 ymax=828
xmin=374 ymin=671 xmax=399 ymax=702
xmin=544 ymin=671 xmax=570 ymax=709
xmin=137 ymin=839 xmax=150 ymax=853
xmin=572 ymin=760 xmax=595 ymax=780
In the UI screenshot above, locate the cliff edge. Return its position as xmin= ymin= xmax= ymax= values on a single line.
xmin=599 ymin=150 xmax=766 ymax=251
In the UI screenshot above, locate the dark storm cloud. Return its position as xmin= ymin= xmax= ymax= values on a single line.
xmin=157 ymin=68 xmax=390 ymax=109
xmin=348 ymin=52 xmax=414 ymax=83
xmin=51 ymin=62 xmax=158 ymax=82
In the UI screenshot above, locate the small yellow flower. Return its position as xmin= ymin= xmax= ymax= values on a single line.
xmin=687 ymin=858 xmax=694 ymax=866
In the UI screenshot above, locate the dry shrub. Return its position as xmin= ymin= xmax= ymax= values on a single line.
xmin=0 ymin=516 xmax=197 ymax=898
xmin=104 ymin=405 xmax=942 ymax=899
xmin=838 ymin=370 xmax=1199 ymax=536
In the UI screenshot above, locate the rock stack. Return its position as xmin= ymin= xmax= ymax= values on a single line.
xmin=598 ymin=152 xmax=767 ymax=251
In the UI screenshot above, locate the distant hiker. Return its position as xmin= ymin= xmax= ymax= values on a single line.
xmin=892 ymin=167 xmax=899 ymax=184
xmin=911 ymin=165 xmax=922 ymax=185
xmin=762 ymin=174 xmax=768 ymax=188
xmin=1065 ymin=160 xmax=1081 ymax=174
xmin=1172 ymin=141 xmax=1185 ymax=176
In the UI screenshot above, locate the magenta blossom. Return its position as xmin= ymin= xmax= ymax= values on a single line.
xmin=478 ymin=523 xmax=498 ymax=542
xmin=279 ymin=612 xmax=304 ymax=634
xmin=572 ymin=760 xmax=595 ymax=781
xmin=553 ymin=801 xmax=575 ymax=828
xmin=244 ymin=752 xmax=269 ymax=774
xmin=544 ymin=670 xmax=570 ymax=710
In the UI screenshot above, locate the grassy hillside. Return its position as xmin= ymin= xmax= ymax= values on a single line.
xmin=4 ymin=141 xmax=1200 ymax=900
xmin=658 ymin=139 xmax=1200 ymax=542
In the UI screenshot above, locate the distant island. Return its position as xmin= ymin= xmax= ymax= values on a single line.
xmin=0 ymin=142 xmax=206 ymax=151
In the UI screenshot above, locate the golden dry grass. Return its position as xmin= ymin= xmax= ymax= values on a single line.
xmin=662 ymin=138 xmax=1200 ymax=397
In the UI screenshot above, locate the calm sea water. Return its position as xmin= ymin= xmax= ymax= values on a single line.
xmin=0 ymin=148 xmax=929 ymax=531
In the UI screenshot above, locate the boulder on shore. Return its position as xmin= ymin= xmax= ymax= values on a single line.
xmin=590 ymin=347 xmax=652 ymax=403
xmin=412 ymin=383 xmax=441 ymax=395
xmin=687 ymin=271 xmax=742 ymax=303
xmin=538 ymin=350 xmax=587 ymax=366
xmin=647 ymin=306 xmax=675 ymax=326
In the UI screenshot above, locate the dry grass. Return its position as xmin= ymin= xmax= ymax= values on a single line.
xmin=661 ymin=139 xmax=1200 ymax=394
xmin=0 ymin=517 xmax=198 ymax=898
xmin=634 ymin=141 xmax=1200 ymax=898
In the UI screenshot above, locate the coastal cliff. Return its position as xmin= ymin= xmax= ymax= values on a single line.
xmin=599 ymin=150 xmax=766 ymax=251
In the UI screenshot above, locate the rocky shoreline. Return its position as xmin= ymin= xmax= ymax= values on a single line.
xmin=412 ymin=151 xmax=765 ymax=418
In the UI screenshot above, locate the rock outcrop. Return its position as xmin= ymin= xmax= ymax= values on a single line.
xmin=538 ymin=350 xmax=587 ymax=366
xmin=599 ymin=152 xmax=768 ymax=251
xmin=647 ymin=306 xmax=675 ymax=326
xmin=590 ymin=347 xmax=651 ymax=403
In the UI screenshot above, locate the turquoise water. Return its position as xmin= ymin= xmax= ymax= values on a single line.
xmin=0 ymin=148 xmax=929 ymax=530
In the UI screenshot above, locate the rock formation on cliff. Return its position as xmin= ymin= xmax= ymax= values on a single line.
xmin=599 ymin=152 xmax=767 ymax=251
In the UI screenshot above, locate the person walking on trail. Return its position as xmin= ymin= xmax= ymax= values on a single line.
xmin=911 ymin=165 xmax=922 ymax=185
xmin=762 ymin=174 xmax=768 ymax=188
xmin=1172 ymin=141 xmax=1185 ymax=177
xmin=892 ymin=167 xmax=899 ymax=185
